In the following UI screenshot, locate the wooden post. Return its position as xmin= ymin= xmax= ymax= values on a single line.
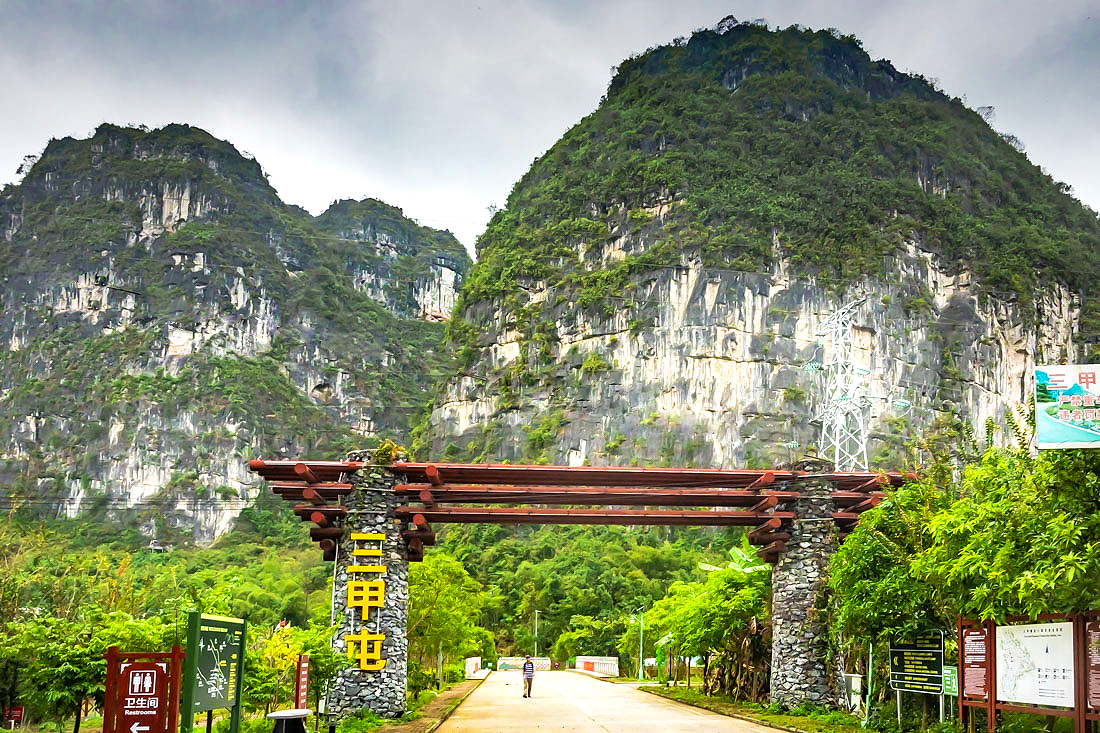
xmin=987 ymin=620 xmax=996 ymax=733
xmin=958 ymin=617 xmax=965 ymax=731
xmin=1075 ymin=614 xmax=1085 ymax=733
xmin=168 ymin=646 xmax=184 ymax=733
xmin=103 ymin=647 xmax=119 ymax=733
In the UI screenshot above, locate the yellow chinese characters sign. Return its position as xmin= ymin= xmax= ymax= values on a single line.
xmin=345 ymin=533 xmax=387 ymax=671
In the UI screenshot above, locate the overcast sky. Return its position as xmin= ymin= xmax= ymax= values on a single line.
xmin=2 ymin=0 xmax=1097 ymax=253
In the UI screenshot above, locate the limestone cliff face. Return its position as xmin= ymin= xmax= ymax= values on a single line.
xmin=425 ymin=235 xmax=1078 ymax=469
xmin=0 ymin=124 xmax=470 ymax=542
xmin=420 ymin=22 xmax=1096 ymax=468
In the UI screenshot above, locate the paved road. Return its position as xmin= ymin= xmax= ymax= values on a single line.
xmin=437 ymin=670 xmax=777 ymax=732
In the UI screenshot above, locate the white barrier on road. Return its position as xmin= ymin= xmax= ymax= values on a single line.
xmin=498 ymin=656 xmax=551 ymax=671
xmin=465 ymin=656 xmax=482 ymax=678
xmin=575 ymin=656 xmax=619 ymax=676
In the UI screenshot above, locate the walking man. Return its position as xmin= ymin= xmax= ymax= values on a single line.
xmin=522 ymin=655 xmax=535 ymax=697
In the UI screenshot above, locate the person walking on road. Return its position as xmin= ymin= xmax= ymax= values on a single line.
xmin=522 ymin=655 xmax=535 ymax=697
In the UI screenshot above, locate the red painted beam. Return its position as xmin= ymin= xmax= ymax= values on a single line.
xmin=395 ymin=506 xmax=794 ymax=526
xmin=757 ymin=540 xmax=787 ymax=562
xmin=746 ymin=471 xmax=775 ymax=490
xmin=392 ymin=485 xmax=801 ymax=507
xmin=425 ymin=464 xmax=444 ymax=486
xmin=293 ymin=504 xmax=347 ymax=518
xmin=748 ymin=517 xmax=784 ymax=544
xmin=309 ymin=526 xmax=343 ymax=540
xmin=401 ymin=529 xmax=436 ymax=546
xmin=294 ymin=462 xmax=320 ymax=484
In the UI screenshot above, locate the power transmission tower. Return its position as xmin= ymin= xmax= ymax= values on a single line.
xmin=816 ymin=298 xmax=871 ymax=471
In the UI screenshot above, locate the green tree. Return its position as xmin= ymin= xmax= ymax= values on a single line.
xmin=407 ymin=553 xmax=492 ymax=669
xmin=913 ymin=448 xmax=1100 ymax=619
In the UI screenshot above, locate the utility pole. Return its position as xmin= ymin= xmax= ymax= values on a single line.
xmin=816 ymin=298 xmax=871 ymax=471
xmin=534 ymin=609 xmax=539 ymax=658
xmin=636 ymin=606 xmax=645 ymax=681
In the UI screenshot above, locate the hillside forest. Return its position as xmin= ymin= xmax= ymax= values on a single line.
xmin=3 ymin=420 xmax=1100 ymax=733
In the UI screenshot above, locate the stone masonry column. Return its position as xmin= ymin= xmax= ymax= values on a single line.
xmin=769 ymin=479 xmax=842 ymax=708
xmin=328 ymin=464 xmax=409 ymax=719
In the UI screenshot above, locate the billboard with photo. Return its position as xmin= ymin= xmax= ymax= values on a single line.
xmin=1035 ymin=365 xmax=1100 ymax=449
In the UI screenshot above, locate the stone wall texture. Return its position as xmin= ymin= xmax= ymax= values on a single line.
xmin=770 ymin=480 xmax=843 ymax=708
xmin=327 ymin=467 xmax=409 ymax=719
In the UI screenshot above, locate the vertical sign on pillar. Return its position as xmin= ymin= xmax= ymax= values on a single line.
xmin=294 ymin=655 xmax=310 ymax=709
xmin=345 ymin=533 xmax=388 ymax=671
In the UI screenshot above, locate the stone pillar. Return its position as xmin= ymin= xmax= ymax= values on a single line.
xmin=769 ymin=480 xmax=842 ymax=709
xmin=327 ymin=466 xmax=409 ymax=719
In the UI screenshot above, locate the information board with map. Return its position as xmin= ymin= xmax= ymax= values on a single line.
xmin=996 ymin=622 xmax=1074 ymax=707
xmin=180 ymin=613 xmax=246 ymax=733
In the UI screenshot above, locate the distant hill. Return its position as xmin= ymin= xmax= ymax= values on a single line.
xmin=421 ymin=21 xmax=1098 ymax=468
xmin=0 ymin=123 xmax=470 ymax=541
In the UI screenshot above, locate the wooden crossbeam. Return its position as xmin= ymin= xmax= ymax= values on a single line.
xmin=749 ymin=495 xmax=779 ymax=513
xmin=418 ymin=488 xmax=436 ymax=509
xmin=392 ymin=485 xmax=800 ymax=507
xmin=396 ymin=506 xmax=795 ymax=526
xmin=294 ymin=462 xmax=320 ymax=484
xmin=301 ymin=487 xmax=328 ymax=506
xmin=757 ymin=540 xmax=786 ymax=563
xmin=309 ymin=526 xmax=343 ymax=540
xmin=292 ymin=504 xmax=346 ymax=521
xmin=746 ymin=471 xmax=775 ymax=490
xmin=425 ymin=464 xmax=444 ymax=486
xmin=401 ymin=529 xmax=436 ymax=546
xmin=319 ymin=539 xmax=337 ymax=562
xmin=848 ymin=495 xmax=884 ymax=514
xmin=748 ymin=517 xmax=783 ymax=544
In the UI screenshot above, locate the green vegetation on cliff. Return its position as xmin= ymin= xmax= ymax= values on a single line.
xmin=0 ymin=123 xmax=470 ymax=531
xmin=457 ymin=22 xmax=1100 ymax=347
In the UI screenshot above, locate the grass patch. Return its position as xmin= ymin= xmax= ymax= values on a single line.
xmin=642 ymin=686 xmax=862 ymax=733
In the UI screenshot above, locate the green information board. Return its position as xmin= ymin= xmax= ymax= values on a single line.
xmin=890 ymin=631 xmax=944 ymax=694
xmin=943 ymin=665 xmax=958 ymax=696
xmin=181 ymin=613 xmax=246 ymax=733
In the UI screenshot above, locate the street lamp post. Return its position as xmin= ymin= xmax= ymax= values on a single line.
xmin=534 ymin=609 xmax=540 ymax=658
xmin=636 ymin=605 xmax=645 ymax=681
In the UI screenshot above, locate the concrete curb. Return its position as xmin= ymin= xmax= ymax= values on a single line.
xmin=638 ymin=687 xmax=806 ymax=733
xmin=421 ymin=672 xmax=490 ymax=733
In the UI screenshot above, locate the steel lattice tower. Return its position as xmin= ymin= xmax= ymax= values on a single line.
xmin=816 ymin=298 xmax=870 ymax=471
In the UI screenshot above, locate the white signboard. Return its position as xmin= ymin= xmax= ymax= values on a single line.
xmin=1036 ymin=365 xmax=1100 ymax=449
xmin=996 ymin=622 xmax=1075 ymax=707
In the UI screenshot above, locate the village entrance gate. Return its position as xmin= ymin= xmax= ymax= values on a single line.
xmin=249 ymin=456 xmax=904 ymax=717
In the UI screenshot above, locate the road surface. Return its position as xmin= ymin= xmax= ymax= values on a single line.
xmin=437 ymin=670 xmax=778 ymax=732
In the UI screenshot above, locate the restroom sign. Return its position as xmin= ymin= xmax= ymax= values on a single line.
xmin=103 ymin=646 xmax=184 ymax=733
xmin=118 ymin=662 xmax=168 ymax=733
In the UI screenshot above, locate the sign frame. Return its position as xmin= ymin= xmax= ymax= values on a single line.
xmin=958 ymin=612 xmax=1100 ymax=733
xmin=180 ymin=612 xmax=246 ymax=733
xmin=1035 ymin=364 xmax=1100 ymax=449
xmin=890 ymin=631 xmax=945 ymax=695
xmin=102 ymin=646 xmax=184 ymax=733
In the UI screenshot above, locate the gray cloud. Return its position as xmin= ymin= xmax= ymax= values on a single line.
xmin=1 ymin=0 xmax=1096 ymax=252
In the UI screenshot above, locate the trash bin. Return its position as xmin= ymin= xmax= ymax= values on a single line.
xmin=266 ymin=709 xmax=311 ymax=733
